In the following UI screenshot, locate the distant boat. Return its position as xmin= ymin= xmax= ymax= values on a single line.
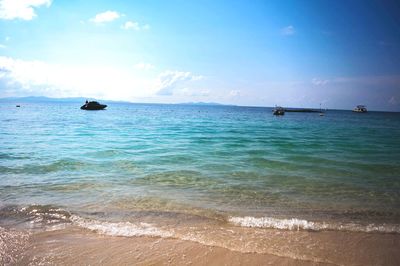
xmin=352 ymin=105 xmax=367 ymax=113
xmin=80 ymin=101 xmax=107 ymax=110
xmin=319 ymin=103 xmax=324 ymax=116
xmin=273 ymin=106 xmax=285 ymax=115
xmin=16 ymin=105 xmax=20 ymax=107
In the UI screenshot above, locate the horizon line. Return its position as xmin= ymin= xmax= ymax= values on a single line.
xmin=0 ymin=95 xmax=397 ymax=113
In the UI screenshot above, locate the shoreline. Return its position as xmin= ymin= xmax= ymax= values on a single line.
xmin=2 ymin=218 xmax=400 ymax=265
xmin=17 ymin=228 xmax=314 ymax=266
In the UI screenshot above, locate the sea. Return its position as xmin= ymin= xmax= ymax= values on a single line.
xmin=1 ymin=101 xmax=400 ymax=264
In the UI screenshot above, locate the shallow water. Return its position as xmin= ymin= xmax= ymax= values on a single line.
xmin=1 ymin=102 xmax=400 ymax=237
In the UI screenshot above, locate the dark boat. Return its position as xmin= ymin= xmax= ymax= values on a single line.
xmin=273 ymin=106 xmax=285 ymax=115
xmin=352 ymin=105 xmax=367 ymax=113
xmin=80 ymin=101 xmax=107 ymax=110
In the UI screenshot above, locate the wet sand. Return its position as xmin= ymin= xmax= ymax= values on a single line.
xmin=17 ymin=228 xmax=322 ymax=266
xmin=2 ymin=226 xmax=399 ymax=265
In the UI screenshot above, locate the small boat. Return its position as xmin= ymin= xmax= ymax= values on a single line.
xmin=319 ymin=103 xmax=324 ymax=116
xmin=81 ymin=101 xmax=107 ymax=110
xmin=273 ymin=106 xmax=285 ymax=115
xmin=16 ymin=105 xmax=20 ymax=107
xmin=352 ymin=105 xmax=367 ymax=113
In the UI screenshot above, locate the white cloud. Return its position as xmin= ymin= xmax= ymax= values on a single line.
xmin=135 ymin=62 xmax=155 ymax=70
xmin=0 ymin=56 xmax=156 ymax=100
xmin=281 ymin=25 xmax=295 ymax=36
xmin=90 ymin=11 xmax=121 ymax=24
xmin=121 ymin=21 xmax=150 ymax=31
xmin=311 ymin=78 xmax=329 ymax=86
xmin=0 ymin=0 xmax=51 ymax=20
xmin=229 ymin=90 xmax=241 ymax=97
xmin=156 ymin=70 xmax=203 ymax=96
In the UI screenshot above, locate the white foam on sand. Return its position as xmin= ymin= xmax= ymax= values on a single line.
xmin=70 ymin=215 xmax=173 ymax=238
xmin=229 ymin=216 xmax=400 ymax=233
xmin=229 ymin=216 xmax=324 ymax=230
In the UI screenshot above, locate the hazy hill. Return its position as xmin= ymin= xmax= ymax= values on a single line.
xmin=0 ymin=96 xmax=129 ymax=104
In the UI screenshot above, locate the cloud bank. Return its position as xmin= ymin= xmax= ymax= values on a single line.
xmin=0 ymin=56 xmax=156 ymax=100
xmin=0 ymin=56 xmax=206 ymax=101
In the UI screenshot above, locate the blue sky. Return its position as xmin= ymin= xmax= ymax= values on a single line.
xmin=0 ymin=0 xmax=399 ymax=111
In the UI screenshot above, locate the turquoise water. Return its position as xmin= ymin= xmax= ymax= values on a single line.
xmin=1 ymin=102 xmax=400 ymax=232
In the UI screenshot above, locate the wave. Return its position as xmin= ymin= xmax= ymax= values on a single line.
xmin=2 ymin=204 xmax=400 ymax=265
xmin=70 ymin=215 xmax=173 ymax=238
xmin=3 ymin=204 xmax=400 ymax=240
xmin=228 ymin=216 xmax=400 ymax=233
xmin=1 ymin=205 xmax=174 ymax=238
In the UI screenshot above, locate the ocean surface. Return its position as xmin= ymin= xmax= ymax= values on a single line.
xmin=1 ymin=101 xmax=400 ymax=261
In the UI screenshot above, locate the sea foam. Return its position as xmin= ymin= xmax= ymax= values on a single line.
xmin=229 ymin=216 xmax=324 ymax=230
xmin=70 ymin=215 xmax=173 ymax=238
xmin=229 ymin=216 xmax=400 ymax=233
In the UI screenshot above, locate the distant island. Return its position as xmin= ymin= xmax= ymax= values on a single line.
xmin=0 ymin=96 xmax=129 ymax=104
xmin=176 ymin=102 xmax=233 ymax=106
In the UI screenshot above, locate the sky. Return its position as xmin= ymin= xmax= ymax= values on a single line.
xmin=0 ymin=0 xmax=399 ymax=111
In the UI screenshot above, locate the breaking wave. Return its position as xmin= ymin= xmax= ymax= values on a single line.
xmin=70 ymin=215 xmax=173 ymax=238
xmin=229 ymin=216 xmax=400 ymax=233
xmin=2 ymin=204 xmax=400 ymax=241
